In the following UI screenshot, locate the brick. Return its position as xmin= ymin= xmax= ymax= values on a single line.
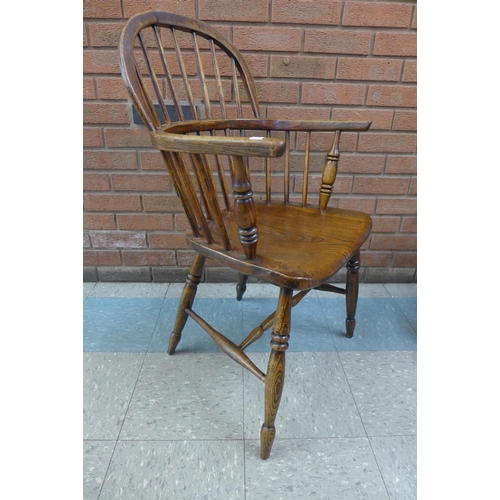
xmin=88 ymin=22 xmax=124 ymax=47
xmin=117 ymin=214 xmax=173 ymax=231
xmin=175 ymin=214 xmax=189 ymax=231
xmin=393 ymin=111 xmax=417 ymax=131
xmin=83 ymin=103 xmax=130 ymax=124
xmin=342 ymin=2 xmax=412 ymax=28
xmin=362 ymin=252 xmax=393 ymax=267
xmin=409 ymin=178 xmax=417 ymax=195
xmin=104 ymin=129 xmax=151 ymax=148
xmin=373 ymin=33 xmax=417 ymax=57
xmin=84 ymin=24 xmax=88 ymax=47
xmin=177 ymin=250 xmax=197 ymax=266
xmin=353 ymin=176 xmax=410 ymax=195
xmin=83 ymin=232 xmax=91 ymax=248
xmin=91 ymin=231 xmax=147 ymax=248
xmin=233 ymin=27 xmax=302 ymax=52
xmin=83 ymin=214 xmax=116 ymax=230
xmin=83 ymin=173 xmax=110 ymax=191
xmin=295 ymin=131 xmax=357 ymax=153
xmin=96 ymin=77 xmax=129 ymax=100
xmin=84 ymin=151 xmax=138 ymax=171
xmin=98 ymin=266 xmax=151 ymax=282
xmin=152 ymin=266 xmax=193 ymax=283
xmin=143 ymin=195 xmax=182 ymax=212
xmin=403 ymin=60 xmax=417 ymax=83
xmin=272 ymin=0 xmax=341 ymax=25
xmin=83 ymin=128 xmax=103 ymax=147
xmin=200 ymin=0 xmax=268 ymax=22
xmin=376 ymin=198 xmax=416 ymax=215
xmin=358 ymin=133 xmax=416 ymax=153
xmin=401 ymin=217 xmax=417 ymax=233
xmin=149 ymin=233 xmax=189 ymax=249
xmin=393 ymin=253 xmax=417 ymax=267
xmin=84 ymin=194 xmax=142 ymax=212
xmin=339 ymin=155 xmax=386 ymax=174
xmin=271 ymin=56 xmax=336 ymax=80
xmin=365 ymin=268 xmax=415 ymax=283
xmin=367 ymin=85 xmax=416 ymax=108
xmin=84 ymin=267 xmax=98 ymax=282
xmin=122 ymin=250 xmax=176 ymax=266
xmin=337 ymin=58 xmax=403 ymax=82
xmin=266 ymin=106 xmax=331 ymax=121
xmin=386 ymin=156 xmax=417 ymax=175
xmin=83 ymin=0 xmax=122 ymax=18
xmin=123 ymin=0 xmax=195 ymax=17
xmin=295 ymin=175 xmax=352 ymax=195
xmin=83 ymin=50 xmax=121 ymax=74
xmin=412 ymin=5 xmax=417 ymax=29
xmin=370 ymin=235 xmax=416 ymax=251
xmin=331 ymin=108 xmax=394 ymax=130
xmin=83 ymin=78 xmax=96 ymax=99
xmin=140 ymin=152 xmax=166 ymax=171
xmin=302 ymin=83 xmax=366 ymax=105
xmin=84 ymin=250 xmax=121 ymax=266
xmin=337 ymin=197 xmax=376 ymax=214
xmin=255 ymin=81 xmax=300 ymax=103
xmin=371 ymin=216 xmax=401 ymax=233
xmin=241 ymin=54 xmax=269 ymax=78
xmin=304 ymin=30 xmax=371 ymax=55
xmin=111 ymin=174 xmax=171 ymax=192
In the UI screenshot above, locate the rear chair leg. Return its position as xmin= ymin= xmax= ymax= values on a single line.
xmin=260 ymin=287 xmax=292 ymax=460
xmin=236 ymin=273 xmax=249 ymax=301
xmin=345 ymin=250 xmax=360 ymax=339
xmin=167 ymin=253 xmax=206 ymax=355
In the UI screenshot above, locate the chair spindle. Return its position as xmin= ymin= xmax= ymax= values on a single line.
xmin=319 ymin=130 xmax=341 ymax=210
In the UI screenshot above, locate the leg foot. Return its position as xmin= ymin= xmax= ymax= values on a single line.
xmin=345 ymin=250 xmax=360 ymax=339
xmin=167 ymin=253 xmax=205 ymax=355
xmin=236 ymin=273 xmax=249 ymax=301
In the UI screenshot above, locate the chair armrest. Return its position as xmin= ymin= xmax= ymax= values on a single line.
xmin=151 ymin=129 xmax=286 ymax=158
xmin=161 ymin=118 xmax=372 ymax=134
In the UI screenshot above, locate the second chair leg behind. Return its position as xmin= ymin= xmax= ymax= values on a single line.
xmin=167 ymin=253 xmax=206 ymax=355
xmin=345 ymin=250 xmax=360 ymax=338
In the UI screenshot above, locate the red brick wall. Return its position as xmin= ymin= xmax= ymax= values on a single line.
xmin=83 ymin=0 xmax=417 ymax=283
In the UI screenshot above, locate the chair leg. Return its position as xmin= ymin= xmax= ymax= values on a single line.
xmin=260 ymin=287 xmax=293 ymax=460
xmin=236 ymin=273 xmax=249 ymax=301
xmin=167 ymin=253 xmax=206 ymax=355
xmin=345 ymin=250 xmax=360 ymax=338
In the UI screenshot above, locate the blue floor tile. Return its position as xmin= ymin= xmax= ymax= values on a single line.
xmin=394 ymin=298 xmax=417 ymax=332
xmin=319 ymin=297 xmax=417 ymax=351
xmin=83 ymin=298 xmax=164 ymax=352
xmin=242 ymin=298 xmax=336 ymax=352
xmin=149 ymin=298 xmax=243 ymax=353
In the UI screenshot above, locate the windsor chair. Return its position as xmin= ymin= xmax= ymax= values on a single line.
xmin=119 ymin=11 xmax=372 ymax=460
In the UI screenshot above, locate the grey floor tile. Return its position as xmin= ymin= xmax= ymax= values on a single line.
xmin=89 ymin=282 xmax=170 ymax=298
xmin=120 ymin=353 xmax=244 ymax=440
xmin=244 ymin=352 xmax=365 ymax=439
xmin=383 ymin=284 xmax=417 ymax=298
xmin=245 ymin=438 xmax=389 ymax=500
xmin=370 ymin=435 xmax=417 ymax=500
xmin=243 ymin=298 xmax=336 ymax=352
xmin=100 ymin=440 xmax=245 ymax=500
xmin=83 ymin=353 xmax=144 ymax=440
xmin=83 ymin=441 xmax=115 ymax=500
xmin=340 ymin=351 xmax=417 ymax=436
xmin=320 ymin=298 xmax=417 ymax=351
xmin=149 ymin=298 xmax=243 ymax=353
xmin=84 ymin=298 xmax=164 ymax=352
xmin=84 ymin=283 xmax=96 ymax=301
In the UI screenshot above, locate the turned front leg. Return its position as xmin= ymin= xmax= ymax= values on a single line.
xmin=168 ymin=253 xmax=206 ymax=355
xmin=345 ymin=250 xmax=360 ymax=338
xmin=261 ymin=287 xmax=293 ymax=460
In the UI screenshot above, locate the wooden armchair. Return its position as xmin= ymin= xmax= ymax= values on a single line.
xmin=119 ymin=11 xmax=372 ymax=460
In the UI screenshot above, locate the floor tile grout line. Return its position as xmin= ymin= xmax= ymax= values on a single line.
xmin=145 ymin=289 xmax=171 ymax=355
xmin=392 ymin=296 xmax=417 ymax=335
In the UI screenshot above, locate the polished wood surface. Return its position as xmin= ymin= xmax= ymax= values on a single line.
xmin=119 ymin=11 xmax=373 ymax=460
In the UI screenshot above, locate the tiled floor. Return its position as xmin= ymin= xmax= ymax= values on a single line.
xmin=83 ymin=282 xmax=417 ymax=500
